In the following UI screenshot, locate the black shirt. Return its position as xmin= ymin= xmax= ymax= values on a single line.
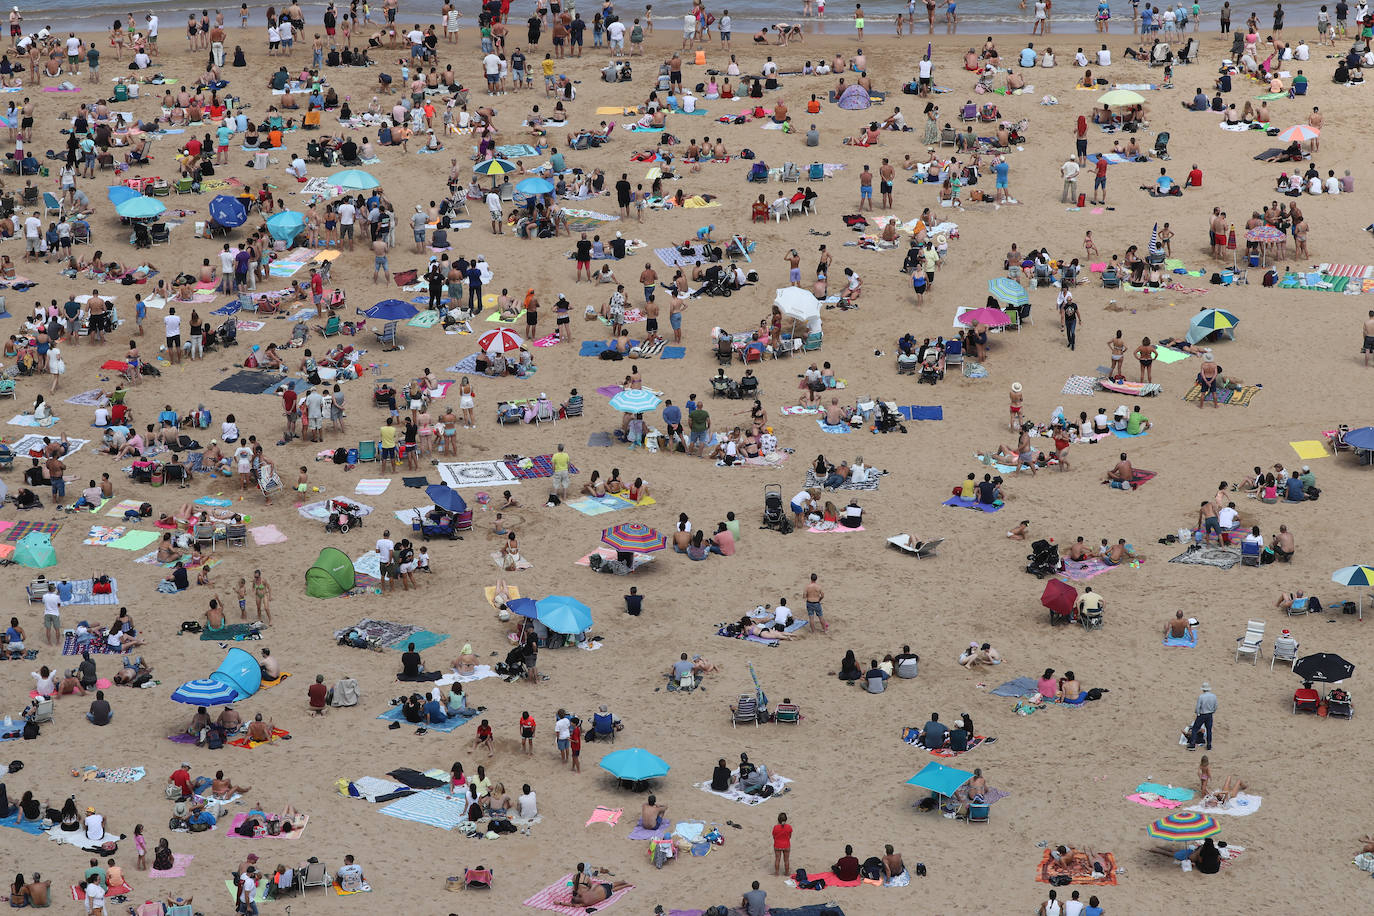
xmin=615 ymin=179 xmax=632 ymax=205
xmin=576 ymin=239 xmax=592 ymax=260
xmin=710 ymin=764 xmax=731 ymax=791
xmin=78 ymin=657 xmax=97 ymax=688
xmin=976 ymin=481 xmax=997 ymax=504
xmin=624 ymin=593 xmax=643 ymax=616
xmin=401 ymin=651 xmax=421 ymax=677
xmin=610 ymin=236 xmax=626 ymax=259
xmin=88 ymin=699 xmax=112 ymax=726
xmin=172 ymin=567 xmax=189 ymax=590
xmin=1196 ymin=845 xmax=1221 ymax=874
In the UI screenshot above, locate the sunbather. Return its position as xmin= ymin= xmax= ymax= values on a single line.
xmin=571 ymin=878 xmax=633 ymax=906
xmin=1201 ymin=775 xmax=1248 ymax=807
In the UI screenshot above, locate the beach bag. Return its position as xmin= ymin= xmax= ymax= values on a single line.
xmin=266 ymin=815 xmax=282 ymax=835
xmin=180 ymin=621 xmax=203 ymax=634
xmin=92 ymin=576 xmax=112 ymax=595
xmin=140 ymin=502 xmax=153 ymax=517
xmin=1085 ymin=687 xmax=1105 ymax=701
xmin=165 ymin=782 xmax=182 ymax=799
xmin=205 ymin=728 xmax=225 ymax=750
xmin=333 ymin=447 xmax=347 ymax=464
xmin=21 ymin=721 xmax=38 ymax=739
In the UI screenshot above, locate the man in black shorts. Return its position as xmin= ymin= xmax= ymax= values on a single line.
xmin=164 ymin=306 xmax=182 ymax=365
xmin=1363 ymin=309 xmax=1374 ymax=366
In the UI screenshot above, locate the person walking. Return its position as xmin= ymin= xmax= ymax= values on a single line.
xmin=1186 ymin=681 xmax=1217 ymax=750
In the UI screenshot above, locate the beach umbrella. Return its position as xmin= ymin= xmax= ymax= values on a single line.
xmin=1277 ymin=124 xmax=1319 ymax=143
xmin=515 ymin=176 xmax=555 ymax=195
xmin=170 ymin=678 xmax=242 ymax=707
xmin=328 ymin=168 xmax=380 ymax=190
xmin=11 ymin=531 xmax=55 ymax=569
xmin=1040 ymin=578 xmax=1077 ymax=621
xmin=1148 ymin=221 xmax=1161 ymax=256
xmin=599 ymin=747 xmax=670 ymax=784
xmin=1187 ymin=308 xmax=1239 ymax=344
xmin=360 ymin=298 xmax=418 ymax=320
xmin=774 ymin=286 xmax=822 ymax=323
xmin=0 ymin=113 xmax=14 ymax=128
xmin=506 ymin=597 xmax=539 ymax=618
xmin=1097 ymin=88 xmax=1146 ymax=107
xmin=536 ymin=595 xmax=593 ymax=635
xmin=1147 ymin=811 xmax=1220 ymax=842
xmin=1292 ymin=652 xmax=1355 ymax=683
xmin=987 ymin=277 xmax=1029 ymax=307
xmin=1338 ymin=428 xmax=1374 ymax=452
xmin=607 ymin=388 xmax=662 ymax=413
xmin=107 ymin=185 xmax=140 ymax=205
xmin=208 ymin=195 xmax=247 ymax=228
xmin=115 ymin=196 xmax=166 ymax=219
xmin=1332 ymin=564 xmax=1374 ymax=587
xmin=601 ymin=522 xmax=667 ymax=553
xmin=265 ymin=210 xmax=306 ymax=242
xmin=905 ymin=761 xmax=973 ymax=801
xmin=957 ymin=306 xmax=1012 ymax=328
xmin=1245 ymin=224 xmax=1285 ymax=267
xmin=424 ymin=484 xmax=467 ymax=514
xmin=473 ymin=158 xmax=516 ymax=177
xmin=476 ymin=327 xmax=524 ymax=353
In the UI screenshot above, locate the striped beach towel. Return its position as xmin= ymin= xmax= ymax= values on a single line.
xmin=523 ymin=875 xmax=634 ymax=914
xmin=1318 ymin=263 xmax=1374 ymax=279
xmin=378 ymin=789 xmax=471 ymax=830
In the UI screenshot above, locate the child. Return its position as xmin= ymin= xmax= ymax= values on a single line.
xmin=416 ymin=546 xmax=431 ymax=572
xmin=1083 ymin=230 xmax=1099 ymax=258
xmin=449 ymin=761 xmax=465 ymax=796
xmin=234 ymin=577 xmax=248 ymax=620
xmin=296 ymin=466 xmax=309 ymax=492
xmin=471 ymin=718 xmax=495 ymax=757
xmin=196 ymin=565 xmax=213 ymax=586
xmin=134 ymin=294 xmax=146 ymax=336
xmin=499 ymin=490 xmax=520 ymax=509
xmin=1198 ymin=754 xmax=1211 ymax=797
xmin=491 ymin=512 xmax=509 ymax=536
xmin=134 ymin=824 xmax=146 ymax=870
xmin=627 ymin=413 xmax=645 ymax=449
xmin=1007 ymin=519 xmax=1030 ymax=540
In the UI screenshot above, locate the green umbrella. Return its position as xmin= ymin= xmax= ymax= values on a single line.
xmin=13 ymin=531 xmax=56 ymax=568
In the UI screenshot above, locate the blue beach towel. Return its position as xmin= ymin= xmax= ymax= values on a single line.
xmin=943 ymin=496 xmax=1003 ymax=513
xmin=898 ymin=405 xmax=943 ymax=421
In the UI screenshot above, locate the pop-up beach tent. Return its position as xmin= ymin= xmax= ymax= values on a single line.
xmin=13 ymin=532 xmax=56 ymax=569
xmin=305 ymin=546 xmax=356 ymax=598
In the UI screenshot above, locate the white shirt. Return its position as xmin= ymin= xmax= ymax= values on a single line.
xmin=337 ymin=201 xmax=356 ymax=225
xmin=1074 ymin=51 xmax=1088 ymax=66
xmin=773 ymin=605 xmax=791 ymax=626
xmin=554 ymin=716 xmax=571 ymax=740
xmin=279 ymin=20 xmax=293 ymax=40
xmin=607 ymin=21 xmax=625 ymax=42
xmin=66 ymin=36 xmax=80 ymax=55
xmin=1063 ymin=901 xmax=1085 ymax=916
xmin=517 ymin=791 xmax=537 ymax=818
xmin=918 ymin=59 xmax=933 ymax=78
xmin=133 ymin=51 xmax=150 ymax=68
xmin=684 ymin=14 xmax=695 ymax=32
xmin=164 ymin=313 xmax=182 ymax=337
xmin=23 ymin=216 xmax=40 ymax=238
xmin=219 ymin=249 xmax=236 ymax=273
xmin=1326 ymin=176 xmax=1340 ymax=194
xmin=1061 ymin=160 xmax=1080 ymax=180
xmin=84 ymin=812 xmax=105 ymax=839
xmin=147 ymin=15 xmax=158 ymax=36
xmin=1243 ymin=533 xmax=1263 ymax=546
xmin=1308 ymin=176 xmax=1322 ymax=194
xmin=720 ymin=15 xmax=731 ymax=32
xmin=485 ymin=191 xmax=501 ymax=213
xmin=221 ymin=420 xmax=239 ymax=441
xmin=239 ymin=875 xmax=256 ymax=903
xmin=1295 ymin=43 xmax=1309 ymax=60
xmin=41 ymin=591 xmax=60 ymax=614
xmin=1217 ymin=506 xmax=1238 ymax=528
xmin=483 ymin=52 xmax=500 ymax=75
xmin=1041 ymin=899 xmax=1060 ymax=916
xmin=268 ymin=25 xmax=280 ymax=42
xmin=376 ymin=537 xmax=394 ymax=562
xmin=762 ymin=60 xmax=778 ymax=76
xmin=407 ymin=29 xmax=423 ymax=45
xmin=1098 ymin=49 xmax=1111 ymax=65
xmin=84 ymin=882 xmax=105 ymax=913
xmin=94 ymin=406 xmax=109 ymax=426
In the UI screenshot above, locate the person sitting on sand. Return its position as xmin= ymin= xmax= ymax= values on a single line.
xmin=452 ymin=643 xmax=479 ymax=675
xmin=245 ymin=713 xmax=276 ymax=743
xmin=1104 ymin=452 xmax=1135 ymax=489
xmin=1050 ymin=845 xmax=1094 ymax=872
xmin=1151 ymin=836 xmax=1222 ymax=873
xmin=639 ymin=794 xmax=668 ymax=830
xmin=960 ymin=641 xmax=1002 ymax=669
xmin=1165 ymin=610 xmax=1195 ymax=639
xmin=1057 ymin=671 xmax=1085 ymax=704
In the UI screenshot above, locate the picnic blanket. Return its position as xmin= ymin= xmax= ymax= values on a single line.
xmin=1164 ymin=631 xmax=1198 ymax=647
xmin=566 ymin=495 xmax=635 ymax=516
xmin=524 ymin=875 xmax=634 ymax=915
xmin=1036 ymin=849 xmax=1118 ymax=886
xmin=378 ymin=789 xmax=471 ymax=830
xmin=694 ymin=771 xmax=791 ymax=805
xmin=803 ymin=468 xmax=879 ymax=492
xmin=228 ymin=726 xmax=289 ymax=748
xmin=435 ymin=459 xmax=519 ymax=489
xmin=900 ymin=729 xmax=996 ymax=757
xmin=505 ymin=454 xmax=578 ymax=479
xmin=817 ymin=418 xmax=853 ymax=433
xmin=896 ymin=405 xmax=943 ymax=421
xmin=586 ymin=806 xmax=623 ymax=827
xmin=989 ymin=677 xmax=1039 ymax=698
xmin=1183 ymin=382 xmax=1262 ymax=407
xmin=1168 ymin=545 xmax=1242 ymax=569
xmin=201 ymin=623 xmax=261 ymax=641
xmin=1060 ymin=557 xmax=1124 ymax=581
xmin=149 ymin=852 xmax=194 ymax=878
xmin=1127 ymin=792 xmax=1182 ymax=809
xmin=377 ymin=703 xmax=470 ymax=731
xmin=63 ymin=632 xmax=128 ymax=655
xmin=4 ymin=520 xmax=59 ymax=542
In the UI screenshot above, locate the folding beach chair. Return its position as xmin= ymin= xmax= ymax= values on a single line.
xmin=730 ymin=694 xmax=758 ymax=727
xmin=1234 ymin=619 xmax=1264 ymax=664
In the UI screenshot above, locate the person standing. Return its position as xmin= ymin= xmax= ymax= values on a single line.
xmin=1061 ymin=294 xmax=1080 ymax=350
xmin=1187 ymin=681 xmax=1217 ymax=750
xmin=771 ymin=812 xmax=792 ymax=876
xmin=858 ymin=163 xmax=873 ymax=211
xmin=1060 ymin=155 xmax=1080 ymax=203
xmin=551 ymin=443 xmax=572 ymax=500
xmin=804 ymin=572 xmax=827 ymax=634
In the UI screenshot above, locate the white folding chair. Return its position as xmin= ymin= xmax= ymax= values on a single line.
xmin=1234 ymin=619 xmax=1265 ymax=664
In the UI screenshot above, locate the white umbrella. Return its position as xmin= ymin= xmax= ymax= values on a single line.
xmin=774 ymin=287 xmax=821 ymax=323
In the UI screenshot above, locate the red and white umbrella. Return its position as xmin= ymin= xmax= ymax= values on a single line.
xmin=476 ymin=328 xmax=524 ymax=353
xmin=1277 ymin=124 xmax=1319 ymax=143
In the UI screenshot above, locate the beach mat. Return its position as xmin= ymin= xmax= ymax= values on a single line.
xmin=897 ymin=405 xmax=943 ymax=421
xmin=378 ymin=789 xmax=471 ymax=830
xmin=377 ymin=704 xmax=470 ymax=732
xmin=1035 ymin=849 xmax=1118 ymax=886
xmin=1168 ymin=545 xmax=1242 ymax=569
xmin=943 ymin=496 xmax=1002 ymax=513
xmin=523 ymin=874 xmax=634 ymax=914
xmin=211 ymin=370 xmax=281 ymax=394
xmin=1290 ymin=440 xmax=1328 ymax=460
xmin=989 ymin=677 xmax=1039 ymax=698
xmin=1183 ymin=382 xmax=1261 ymax=407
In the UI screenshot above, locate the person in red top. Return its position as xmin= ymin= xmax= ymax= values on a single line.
xmin=471 ymin=718 xmax=494 ymax=757
xmin=111 ymin=401 xmax=130 ymax=425
xmin=280 ymin=384 xmax=298 ymax=441
xmin=519 ymin=711 xmax=536 ymax=756
xmin=309 ymin=267 xmax=324 ymax=307
xmin=1091 ymin=155 xmax=1108 ymax=205
xmin=1074 ymin=114 xmax=1088 ymax=165
xmin=170 ymin=763 xmax=193 ymax=798
xmin=1187 ymin=163 xmax=1203 ymax=187
xmin=184 ymin=137 xmax=202 ymax=158
xmin=307 ymin=674 xmax=328 ymax=716
xmin=568 ymin=718 xmax=582 ymax=773
xmin=772 ymin=812 xmax=792 ymax=876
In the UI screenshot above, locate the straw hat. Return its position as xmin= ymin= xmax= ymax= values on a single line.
xmin=1011 ymin=382 xmax=1023 ymax=393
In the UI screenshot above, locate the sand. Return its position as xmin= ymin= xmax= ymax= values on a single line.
xmin=0 ymin=14 xmax=1370 ymax=916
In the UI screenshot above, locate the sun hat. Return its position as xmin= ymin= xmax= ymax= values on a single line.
xmin=1201 ymin=682 xmax=1211 ymax=691
xmin=1011 ymin=382 xmax=1022 ymax=392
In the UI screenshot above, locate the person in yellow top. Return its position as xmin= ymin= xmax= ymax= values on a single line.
xmin=550 ymin=443 xmax=571 ymax=500
xmin=959 ymin=472 xmax=976 ymax=499
xmin=378 ymin=417 xmax=399 ymax=469
xmin=541 ymin=53 xmax=556 ymax=92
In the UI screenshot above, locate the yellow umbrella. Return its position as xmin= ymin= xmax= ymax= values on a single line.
xmin=1097 ymin=89 xmax=1146 ymax=107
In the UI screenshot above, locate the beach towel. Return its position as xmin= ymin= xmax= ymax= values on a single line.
xmin=1036 ymin=849 xmax=1118 ymax=886
xmin=1290 ymin=440 xmax=1328 ymax=460
xmin=989 ymin=677 xmax=1039 ymax=698
xmin=4 ymin=520 xmax=60 ymax=542
xmin=436 ymin=460 xmax=519 ymax=489
xmin=226 ymin=879 xmax=268 ymax=905
xmin=8 ymin=413 xmax=58 ymax=427
xmin=1183 ymin=382 xmax=1261 ymax=406
xmin=627 ymin=818 xmax=672 ymax=840
xmin=1164 ymin=631 xmax=1198 ymax=647
xmin=694 ymin=771 xmax=791 ymax=805
xmin=566 ymin=495 xmax=631 ymax=516
xmin=1112 ymin=427 xmax=1149 ymax=438
xmin=65 ymin=388 xmax=108 ymax=406
xmin=379 ymin=789 xmax=471 ymax=830
xmin=897 ymin=405 xmax=943 ymax=421
xmin=63 ymin=632 xmax=128 ymax=655
xmin=1127 ymin=792 xmax=1183 ymax=808
xmin=201 ymin=623 xmax=261 ymax=641
xmin=524 ymin=875 xmax=635 ymax=915
xmin=1168 ymin=545 xmax=1242 ymax=569
xmin=1060 ymin=557 xmax=1122 ymax=581
xmin=149 ymin=853 xmax=194 ymax=878
xmin=249 ymin=524 xmax=288 ymax=545
xmin=660 ymin=346 xmax=686 ymax=359
xmin=354 ymin=478 xmax=392 ymax=495
xmin=377 ymin=703 xmax=469 ymax=732
xmin=107 ymin=529 xmax=161 ymax=551
xmin=1137 ymin=782 xmax=1195 ymax=801
xmin=0 ymin=812 xmax=46 ymax=834
xmin=586 ymin=806 xmax=622 ymax=827
xmin=803 ymin=468 xmax=880 ymax=492
xmin=1186 ymin=792 xmax=1263 ymax=817
xmin=943 ymin=495 xmax=1003 ymax=513
xmin=229 ymin=726 xmax=289 ymax=748
xmin=816 ymin=418 xmax=852 ymax=433
xmin=73 ymin=882 xmax=133 ymax=901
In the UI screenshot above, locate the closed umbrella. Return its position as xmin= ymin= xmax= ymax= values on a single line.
xmin=115 ymin=196 xmax=166 ymax=219
xmin=987 ymin=277 xmax=1029 ymax=307
xmin=774 ymin=286 xmax=821 ymax=323
xmin=1291 ymin=652 xmax=1355 ymax=683
xmin=170 ymin=678 xmax=242 ymax=707
xmin=1186 ymin=308 xmax=1239 ymax=344
xmin=1227 ymin=225 xmax=1237 ymax=270
xmin=536 ymin=595 xmax=593 ymax=635
xmin=425 ymin=484 xmax=467 ymax=514
xmin=476 ymin=327 xmax=524 ymax=353
xmin=515 ymin=176 xmax=555 ymax=195
xmin=360 ymin=299 xmax=419 ymax=320
xmin=1147 ymin=811 xmax=1220 ymax=842
xmin=328 ymin=168 xmax=380 ymax=190
xmin=1097 ymin=88 xmax=1146 ymax=107
xmin=208 ymin=195 xmax=247 ymax=228
xmin=107 ymin=185 xmax=140 ymax=205
xmin=265 ymin=210 xmax=306 ymax=242
xmin=607 ymin=388 xmax=661 ymax=413
xmin=599 ymin=747 xmax=670 ymax=784
xmin=601 ymin=522 xmax=667 ymax=553
xmin=958 ymin=306 xmax=1012 ymax=328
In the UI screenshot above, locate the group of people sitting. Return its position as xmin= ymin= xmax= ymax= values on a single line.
xmin=836 ymin=647 xmax=921 ymax=693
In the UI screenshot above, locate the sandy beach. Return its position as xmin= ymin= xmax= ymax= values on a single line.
xmin=0 ymin=8 xmax=1372 ymax=916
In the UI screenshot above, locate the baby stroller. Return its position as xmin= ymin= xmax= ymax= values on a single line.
xmin=325 ymin=497 xmax=365 ymax=533
xmin=918 ymin=349 xmax=945 ymax=385
xmin=214 ymin=315 xmax=238 ymax=349
xmin=693 ymin=266 xmax=734 ymax=298
xmin=874 ymin=401 xmax=907 ymax=434
xmin=412 ymin=506 xmax=459 ymax=540
xmin=1026 ymin=538 xmax=1060 ymax=579
xmin=761 ymin=483 xmax=792 ymax=533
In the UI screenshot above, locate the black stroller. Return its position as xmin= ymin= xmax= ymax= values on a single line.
xmin=1026 ymin=539 xmax=1060 ymax=578
xmin=210 ymin=315 xmax=238 ymax=350
xmin=691 ymin=265 xmax=734 ymax=298
xmin=874 ymin=401 xmax=907 ymax=434
xmin=761 ymin=483 xmax=792 ymax=533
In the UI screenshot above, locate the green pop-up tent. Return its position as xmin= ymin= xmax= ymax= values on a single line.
xmin=13 ymin=532 xmax=56 ymax=569
xmin=305 ymin=546 xmax=356 ymax=598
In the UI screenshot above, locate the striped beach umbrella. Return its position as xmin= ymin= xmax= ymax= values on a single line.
xmin=476 ymin=328 xmax=524 ymax=353
xmin=608 ymin=388 xmax=662 ymax=413
xmin=1146 ymin=811 xmax=1220 ymax=842
xmin=1148 ymin=221 xmax=1161 ymax=256
xmin=1277 ymin=124 xmax=1319 ymax=143
xmin=1189 ymin=308 xmax=1238 ymax=335
xmin=170 ymin=678 xmax=242 ymax=707
xmin=601 ymin=522 xmax=667 ymax=553
xmin=473 ymin=158 xmax=517 ymax=177
xmin=987 ymin=277 xmax=1029 ymax=307
xmin=1332 ymin=565 xmax=1374 ymax=587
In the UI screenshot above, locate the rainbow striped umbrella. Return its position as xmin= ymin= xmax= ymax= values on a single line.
xmin=1146 ymin=811 xmax=1220 ymax=842
xmin=601 ymin=522 xmax=667 ymax=553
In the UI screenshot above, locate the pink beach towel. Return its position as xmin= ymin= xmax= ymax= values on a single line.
xmin=585 ymin=806 xmax=622 ymax=827
xmin=149 ymin=852 xmax=195 ymax=878
xmin=1126 ymin=792 xmax=1181 ymax=809
xmin=523 ymin=875 xmax=634 ymax=914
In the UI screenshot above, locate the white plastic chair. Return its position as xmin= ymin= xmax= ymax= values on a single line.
xmin=1271 ymin=636 xmax=1300 ymax=671
xmin=1234 ymin=619 xmax=1265 ymax=664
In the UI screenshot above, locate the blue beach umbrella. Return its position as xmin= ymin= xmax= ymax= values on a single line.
xmin=265 ymin=210 xmax=306 ymax=242
xmin=107 ymin=185 xmax=140 ymax=205
xmin=608 ymin=389 xmax=662 ymax=413
xmin=328 ymin=168 xmax=380 ymax=190
xmin=360 ymin=299 xmax=419 ymax=320
xmin=170 ymin=678 xmax=242 ymax=707
xmin=116 ymin=196 xmax=166 ymax=219
xmin=1339 ymin=427 xmax=1374 ymax=452
xmin=536 ymin=595 xmax=593 ymax=634
xmin=599 ymin=747 xmax=670 ymax=783
xmin=987 ymin=277 xmax=1029 ymax=307
xmin=515 ymin=176 xmax=555 ymax=195
xmin=905 ymin=761 xmax=974 ymax=801
xmin=505 ymin=597 xmax=539 ymax=619
xmin=425 ymin=484 xmax=467 ymax=514
xmin=1333 ymin=565 xmax=1374 ymax=588
xmin=208 ymin=195 xmax=247 ymax=228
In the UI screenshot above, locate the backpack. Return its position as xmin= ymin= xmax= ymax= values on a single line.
xmin=205 ymin=726 xmax=225 ymax=750
xmin=1086 ymin=687 xmax=1107 ymax=701
xmin=22 ymin=720 xmax=39 ymax=739
xmin=140 ymin=502 xmax=154 ymax=517
xmin=333 ymin=447 xmax=347 ymax=464
xmin=740 ymin=148 xmax=755 ymax=159
xmin=179 ymin=621 xmax=203 ymax=634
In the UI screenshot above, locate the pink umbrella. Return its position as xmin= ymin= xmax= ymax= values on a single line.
xmin=476 ymin=328 xmax=525 ymax=353
xmin=958 ymin=307 xmax=1012 ymax=328
xmin=1277 ymin=124 xmax=1319 ymax=143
